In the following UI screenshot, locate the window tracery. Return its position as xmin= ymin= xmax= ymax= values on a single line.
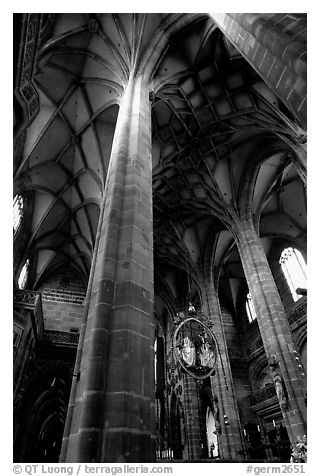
xmin=279 ymin=247 xmax=307 ymax=302
xmin=246 ymin=293 xmax=257 ymax=323
xmin=13 ymin=195 xmax=24 ymax=234
xmin=18 ymin=259 xmax=29 ymax=289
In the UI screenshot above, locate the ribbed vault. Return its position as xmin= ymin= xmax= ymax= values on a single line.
xmin=14 ymin=13 xmax=306 ymax=311
xmin=151 ymin=17 xmax=306 ymax=312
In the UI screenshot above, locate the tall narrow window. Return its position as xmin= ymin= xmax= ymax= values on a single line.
xmin=154 ymin=339 xmax=157 ymax=385
xmin=18 ymin=259 xmax=29 ymax=289
xmin=280 ymin=247 xmax=307 ymax=302
xmin=13 ymin=195 xmax=24 ymax=234
xmin=246 ymin=293 xmax=257 ymax=323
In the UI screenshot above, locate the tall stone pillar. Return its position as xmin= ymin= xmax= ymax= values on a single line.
xmin=234 ymin=218 xmax=306 ymax=442
xmin=182 ymin=373 xmax=202 ymax=460
xmin=201 ymin=276 xmax=244 ymax=460
xmin=63 ymin=76 xmax=155 ymax=463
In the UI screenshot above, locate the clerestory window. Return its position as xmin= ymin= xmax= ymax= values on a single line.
xmin=246 ymin=293 xmax=257 ymax=323
xmin=279 ymin=247 xmax=307 ymax=302
xmin=18 ymin=259 xmax=29 ymax=289
xmin=13 ymin=195 xmax=24 ymax=234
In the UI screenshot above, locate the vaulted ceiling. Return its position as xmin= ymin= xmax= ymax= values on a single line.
xmin=14 ymin=13 xmax=306 ymax=314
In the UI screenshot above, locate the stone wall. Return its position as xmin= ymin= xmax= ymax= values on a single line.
xmin=37 ymin=267 xmax=86 ymax=332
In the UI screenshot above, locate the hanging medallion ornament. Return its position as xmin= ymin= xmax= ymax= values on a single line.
xmin=173 ymin=316 xmax=218 ymax=379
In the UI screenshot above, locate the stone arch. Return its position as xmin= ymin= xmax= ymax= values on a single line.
xmin=250 ymin=355 xmax=271 ymax=392
xmin=13 ymin=360 xmax=72 ymax=462
xmin=169 ymin=391 xmax=184 ymax=459
xmin=236 ymin=134 xmax=300 ymax=225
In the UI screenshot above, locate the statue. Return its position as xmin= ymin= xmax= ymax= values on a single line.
xmin=181 ymin=336 xmax=196 ymax=367
xmin=269 ymin=356 xmax=288 ymax=410
xmin=274 ymin=374 xmax=287 ymax=407
xmin=198 ymin=335 xmax=215 ymax=368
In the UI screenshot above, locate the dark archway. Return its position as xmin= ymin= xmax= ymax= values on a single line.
xmin=169 ymin=392 xmax=183 ymax=459
xmin=14 ymin=362 xmax=72 ymax=462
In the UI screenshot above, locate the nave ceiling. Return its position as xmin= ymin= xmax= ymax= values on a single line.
xmin=14 ymin=13 xmax=306 ymax=317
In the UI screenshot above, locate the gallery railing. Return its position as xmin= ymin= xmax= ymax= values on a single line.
xmin=249 ymin=385 xmax=277 ymax=407
xmin=287 ymin=297 xmax=307 ymax=326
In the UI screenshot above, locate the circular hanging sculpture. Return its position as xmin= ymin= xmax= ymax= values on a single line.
xmin=173 ymin=317 xmax=218 ymax=379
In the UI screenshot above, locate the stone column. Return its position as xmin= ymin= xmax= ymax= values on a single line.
xmin=234 ymin=218 xmax=306 ymax=442
xmin=64 ymin=75 xmax=155 ymax=463
xmin=182 ymin=373 xmax=202 ymax=460
xmin=201 ymin=277 xmax=244 ymax=460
